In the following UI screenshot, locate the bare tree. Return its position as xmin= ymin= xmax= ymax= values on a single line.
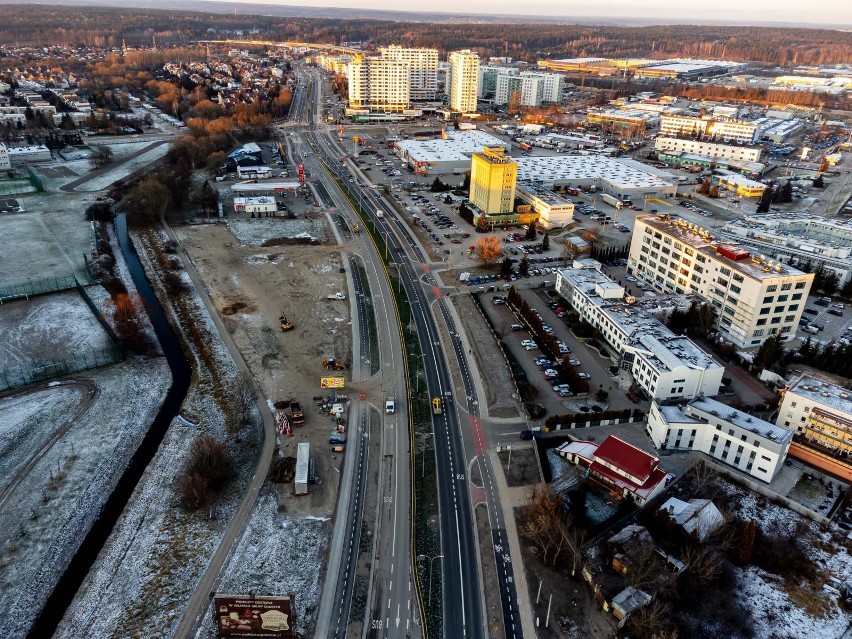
xmin=681 ymin=545 xmax=723 ymax=585
xmin=229 ymin=370 xmax=256 ymax=438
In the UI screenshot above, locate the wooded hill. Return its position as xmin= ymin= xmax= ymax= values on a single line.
xmin=0 ymin=4 xmax=850 ymax=66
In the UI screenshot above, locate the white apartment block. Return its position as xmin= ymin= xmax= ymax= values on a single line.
xmin=659 ymin=115 xmax=758 ymax=144
xmin=721 ymin=213 xmax=852 ymax=286
xmin=447 ymin=50 xmax=480 ymax=113
xmin=778 ymin=375 xmax=852 ymax=460
xmin=379 ymin=46 xmax=438 ymax=101
xmin=493 ymin=71 xmax=564 ymax=106
xmin=347 ymin=55 xmax=410 ymax=112
xmin=628 ymin=215 xmax=814 ymax=348
xmin=0 ymin=143 xmax=10 ymax=170
xmin=655 ymin=137 xmax=762 ymax=163
xmin=556 ymin=262 xmax=724 ymax=401
xmin=647 ymin=397 xmax=792 ymax=482
xmin=478 ymin=65 xmax=505 ymax=99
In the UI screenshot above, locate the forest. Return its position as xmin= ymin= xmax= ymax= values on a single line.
xmin=0 ymin=4 xmax=850 ymax=66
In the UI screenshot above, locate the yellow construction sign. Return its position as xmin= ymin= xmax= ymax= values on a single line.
xmin=321 ymin=377 xmax=345 ymax=389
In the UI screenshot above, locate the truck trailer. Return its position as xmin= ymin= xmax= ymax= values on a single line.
xmin=601 ymin=193 xmax=624 ymax=210
xmin=295 ymin=442 xmax=310 ymax=495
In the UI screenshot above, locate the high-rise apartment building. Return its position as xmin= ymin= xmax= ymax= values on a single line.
xmin=478 ymin=65 xmax=507 ymax=99
xmin=378 ymin=46 xmax=438 ymax=101
xmin=495 ymin=71 xmax=564 ymax=106
xmin=470 ymin=147 xmax=517 ymax=214
xmin=347 ymin=55 xmax=410 ymax=112
xmin=447 ymin=50 xmax=480 ymax=113
xmin=628 ymin=215 xmax=814 ymax=347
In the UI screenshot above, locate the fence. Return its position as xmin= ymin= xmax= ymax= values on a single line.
xmin=0 ymin=274 xmax=79 ymax=303
xmin=0 ymin=345 xmax=124 ymax=392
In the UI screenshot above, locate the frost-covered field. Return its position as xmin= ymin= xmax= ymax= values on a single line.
xmin=74 ymin=144 xmax=170 ymax=192
xmin=225 ymin=218 xmax=326 ymax=246
xmin=0 ymin=357 xmax=171 ymax=638
xmin=724 ymin=480 xmax=852 ymax=639
xmin=193 ymin=495 xmax=330 ymax=639
xmin=56 ymin=229 xmax=261 ymax=639
xmin=0 ymin=291 xmax=114 ymax=368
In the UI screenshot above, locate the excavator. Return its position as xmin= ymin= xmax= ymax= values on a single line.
xmin=322 ymin=358 xmax=347 ymax=371
xmin=279 ymin=311 xmax=294 ymax=332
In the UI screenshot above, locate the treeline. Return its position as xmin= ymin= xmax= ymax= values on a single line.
xmin=0 ymin=5 xmax=850 ymax=65
xmin=679 ymin=85 xmax=851 ymax=111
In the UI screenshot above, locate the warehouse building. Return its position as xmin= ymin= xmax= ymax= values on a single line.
xmin=514 ymin=155 xmax=677 ymax=201
xmin=394 ymin=130 xmax=507 ymax=174
xmin=515 ymin=182 xmax=574 ymax=228
xmin=654 ymin=137 xmax=762 ymax=163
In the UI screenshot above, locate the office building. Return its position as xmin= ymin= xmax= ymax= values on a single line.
xmin=470 ymin=147 xmax=517 ymax=214
xmin=6 ymin=145 xmax=52 ymax=164
xmin=659 ymin=115 xmax=758 ymax=144
xmin=347 ymin=55 xmax=410 ymax=112
xmin=586 ymin=108 xmax=660 ymax=130
xmin=379 ymin=46 xmax=438 ymax=101
xmin=515 ymin=182 xmax=574 ymax=228
xmin=654 ymin=137 xmax=761 ymax=163
xmin=716 ymin=172 xmax=767 ymax=198
xmin=447 ymin=50 xmax=480 ymax=113
xmin=0 ymin=143 xmax=9 ymax=171
xmin=777 ymin=375 xmax=852 ymax=480
xmin=628 ymin=215 xmax=814 ymax=347
xmin=647 ymin=397 xmax=792 ymax=482
xmin=556 ymin=262 xmax=724 ymax=401
xmin=720 ymin=213 xmax=852 ymax=286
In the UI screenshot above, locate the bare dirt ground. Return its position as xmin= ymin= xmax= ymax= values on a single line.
xmin=174 ymin=221 xmax=351 ymax=518
xmin=497 ymin=448 xmax=541 ymax=487
xmin=515 ymin=504 xmax=618 ymax=639
xmin=453 ymin=293 xmax=519 ymax=419
xmin=476 ymin=504 xmax=505 ymax=639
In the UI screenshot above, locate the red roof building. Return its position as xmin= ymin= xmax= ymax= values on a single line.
xmin=558 ymin=435 xmax=668 ymax=506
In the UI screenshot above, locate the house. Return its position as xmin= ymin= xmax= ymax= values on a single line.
xmin=557 ymin=435 xmax=668 ymax=506
xmin=610 ymin=586 xmax=652 ymax=621
xmin=659 ymin=497 xmax=724 ymax=542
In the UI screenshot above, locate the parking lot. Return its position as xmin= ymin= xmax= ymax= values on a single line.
xmin=795 ymin=297 xmax=850 ymax=346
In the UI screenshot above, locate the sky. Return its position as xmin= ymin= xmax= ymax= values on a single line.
xmin=208 ymin=0 xmax=852 ymax=26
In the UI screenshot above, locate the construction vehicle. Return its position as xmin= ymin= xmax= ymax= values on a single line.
xmin=290 ymin=400 xmax=305 ymax=426
xmin=279 ymin=311 xmax=294 ymax=332
xmin=432 ymin=397 xmax=443 ymax=415
xmin=353 ymin=223 xmax=360 ymax=234
xmin=322 ymin=358 xmax=347 ymax=371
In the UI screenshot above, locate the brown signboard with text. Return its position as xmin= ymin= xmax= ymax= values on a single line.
xmin=214 ymin=594 xmax=295 ymax=638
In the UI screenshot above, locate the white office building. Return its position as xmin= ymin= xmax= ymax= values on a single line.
xmin=721 ymin=213 xmax=852 ymax=286
xmin=556 ymin=262 xmax=724 ymax=401
xmin=659 ymin=115 xmax=759 ymax=144
xmin=628 ymin=215 xmax=814 ymax=347
xmin=347 ymin=55 xmax=410 ymax=112
xmin=647 ymin=397 xmax=792 ymax=482
xmin=0 ymin=143 xmax=10 ymax=170
xmin=447 ymin=50 xmax=480 ymax=113
xmin=515 ymin=182 xmax=574 ymax=229
xmin=654 ymin=137 xmax=762 ymax=163
xmin=379 ymin=46 xmax=439 ymax=101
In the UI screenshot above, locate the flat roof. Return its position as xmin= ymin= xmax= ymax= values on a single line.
xmin=395 ymin=130 xmax=507 ymax=163
xmin=516 ymin=182 xmax=573 ymax=207
xmin=515 ymin=156 xmax=674 ymax=190
xmin=688 ymin=397 xmax=793 ymax=443
xmin=637 ymin=215 xmax=809 ymax=281
xmin=234 ymin=196 xmax=276 ymax=204
xmin=787 ymin=375 xmax=852 ymax=415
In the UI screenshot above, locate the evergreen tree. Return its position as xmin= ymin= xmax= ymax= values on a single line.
xmin=541 ymin=231 xmax=550 ymax=252
xmin=754 ymin=334 xmax=785 ymax=372
xmin=519 ymin=255 xmax=530 ymax=277
xmin=812 ymin=174 xmax=825 ymax=188
xmin=430 ymin=176 xmax=445 ymax=192
xmin=779 ymin=180 xmax=793 ymax=203
xmin=839 ymin=277 xmax=852 ymax=301
xmin=525 ymin=220 xmax=537 ymax=241
xmin=756 ymin=185 xmax=773 ymax=213
xmin=500 ymin=256 xmax=513 ymax=277
xmin=822 ymin=271 xmax=839 ymax=295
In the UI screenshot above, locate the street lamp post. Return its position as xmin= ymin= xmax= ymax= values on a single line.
xmin=417 ymin=554 xmax=443 ymax=605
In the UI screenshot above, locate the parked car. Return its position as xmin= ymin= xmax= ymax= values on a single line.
xmin=568 ymin=358 xmax=581 ymax=366
xmin=804 ymin=308 xmax=820 ymax=315
xmin=520 ymin=430 xmax=534 ymax=440
xmin=626 ymin=392 xmax=641 ymax=403
xmin=578 ymin=372 xmax=591 ymax=379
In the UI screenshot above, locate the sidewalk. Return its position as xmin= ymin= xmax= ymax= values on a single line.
xmin=487 ymin=449 xmax=537 ymax=639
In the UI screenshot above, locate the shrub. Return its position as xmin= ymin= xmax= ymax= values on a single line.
xmin=178 ymin=435 xmax=233 ymax=510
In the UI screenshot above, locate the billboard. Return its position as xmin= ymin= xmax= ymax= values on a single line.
xmin=214 ymin=594 xmax=294 ymax=638
xmin=320 ymin=377 xmax=345 ymax=389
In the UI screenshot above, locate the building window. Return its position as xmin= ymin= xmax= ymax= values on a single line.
xmin=778 ymin=294 xmax=788 ymax=302
xmin=781 ymin=283 xmax=792 ymax=291
xmin=763 ymin=296 xmax=774 ymax=304
xmin=767 ymin=285 xmax=778 ymax=292
xmin=759 ymin=308 xmax=770 ymax=315
xmin=795 ymin=282 xmax=806 ymax=289
xmin=758 ymin=467 xmax=767 ymax=474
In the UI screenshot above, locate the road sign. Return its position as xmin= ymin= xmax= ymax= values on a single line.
xmin=321 ymin=377 xmax=345 ymax=389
